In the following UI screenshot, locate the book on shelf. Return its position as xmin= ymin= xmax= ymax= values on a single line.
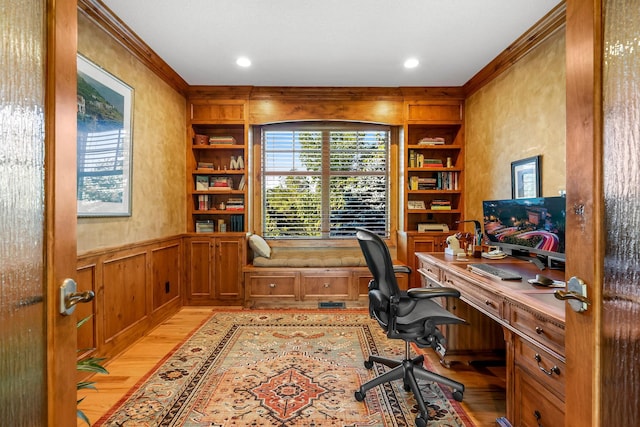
xmin=209 ymin=136 xmax=236 ymax=145
xmin=195 ymin=220 xmax=214 ymax=233
xmin=230 ymin=214 xmax=244 ymax=232
xmin=197 ymin=161 xmax=214 ymax=169
xmin=430 ymin=199 xmax=452 ymax=210
xmin=238 ymin=175 xmax=246 ymax=190
xmin=209 ymin=176 xmax=233 ymax=191
xmin=195 ymin=175 xmax=209 ymax=191
xmin=197 ymin=194 xmax=210 ymax=210
xmin=418 ymin=137 xmax=445 ymax=145
xmin=423 ymin=158 xmax=443 ymax=168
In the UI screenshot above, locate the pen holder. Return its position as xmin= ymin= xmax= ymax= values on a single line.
xmin=472 ymin=245 xmax=482 ymax=258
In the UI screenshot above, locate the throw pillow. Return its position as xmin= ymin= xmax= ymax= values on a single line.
xmin=249 ymin=234 xmax=271 ymax=258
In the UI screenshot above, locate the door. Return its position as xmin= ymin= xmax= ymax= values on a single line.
xmin=215 ymin=237 xmax=243 ymax=299
xmin=1 ymin=1 xmax=77 ymax=425
xmin=47 ymin=0 xmax=79 ymax=424
xmin=565 ymin=0 xmax=640 ymax=426
xmin=564 ymin=1 xmax=602 ymax=426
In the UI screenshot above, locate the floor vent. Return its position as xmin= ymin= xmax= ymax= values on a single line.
xmin=318 ymin=302 xmax=346 ymax=309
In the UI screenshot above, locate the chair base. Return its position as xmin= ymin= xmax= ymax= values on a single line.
xmin=355 ymin=343 xmax=464 ymax=426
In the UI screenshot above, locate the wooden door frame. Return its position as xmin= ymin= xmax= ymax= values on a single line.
xmin=45 ymin=0 xmax=78 ymax=425
xmin=565 ymin=0 xmax=603 ymax=426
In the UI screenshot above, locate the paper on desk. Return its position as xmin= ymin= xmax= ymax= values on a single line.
xmin=527 ymin=278 xmax=565 ymax=288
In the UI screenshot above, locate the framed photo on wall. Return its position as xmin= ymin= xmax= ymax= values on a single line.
xmin=77 ymin=54 xmax=134 ymax=217
xmin=511 ymin=155 xmax=541 ymax=199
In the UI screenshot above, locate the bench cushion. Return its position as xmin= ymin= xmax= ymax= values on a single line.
xmin=252 ymin=247 xmax=367 ymax=268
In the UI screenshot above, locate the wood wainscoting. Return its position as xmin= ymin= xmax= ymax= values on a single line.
xmin=76 ymin=236 xmax=184 ymax=363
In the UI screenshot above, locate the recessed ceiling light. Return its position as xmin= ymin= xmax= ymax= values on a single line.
xmin=236 ymin=57 xmax=251 ymax=67
xmin=404 ymin=58 xmax=419 ymax=69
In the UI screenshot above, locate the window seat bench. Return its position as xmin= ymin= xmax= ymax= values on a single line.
xmin=243 ymin=246 xmax=407 ymax=307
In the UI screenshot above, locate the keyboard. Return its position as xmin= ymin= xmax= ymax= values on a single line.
xmin=467 ymin=263 xmax=522 ymax=281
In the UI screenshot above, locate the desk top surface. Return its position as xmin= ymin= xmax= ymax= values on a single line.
xmin=415 ymin=252 xmax=566 ymax=324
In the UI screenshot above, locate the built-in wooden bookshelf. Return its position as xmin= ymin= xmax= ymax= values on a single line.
xmin=184 ymin=99 xmax=248 ymax=305
xmin=399 ymin=100 xmax=465 ymax=287
xmin=187 ymin=101 xmax=248 ymax=235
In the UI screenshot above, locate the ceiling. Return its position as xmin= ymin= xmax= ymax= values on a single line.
xmin=101 ymin=0 xmax=560 ymax=87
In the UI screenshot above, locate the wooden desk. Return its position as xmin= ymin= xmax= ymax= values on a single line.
xmin=415 ymin=252 xmax=566 ymax=427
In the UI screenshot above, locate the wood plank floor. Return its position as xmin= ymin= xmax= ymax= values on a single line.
xmin=77 ymin=307 xmax=505 ymax=426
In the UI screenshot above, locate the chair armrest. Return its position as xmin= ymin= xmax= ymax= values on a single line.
xmin=406 ymin=287 xmax=460 ymax=299
xmin=393 ymin=265 xmax=412 ymax=275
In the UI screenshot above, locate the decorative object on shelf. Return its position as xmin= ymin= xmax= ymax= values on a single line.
xmin=77 ymin=54 xmax=133 ymax=217
xmin=407 ymin=200 xmax=426 ymax=210
xmin=511 ymin=155 xmax=541 ymax=199
xmin=194 ymin=134 xmax=208 ymax=145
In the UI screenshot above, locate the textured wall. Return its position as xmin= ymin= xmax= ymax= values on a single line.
xmin=77 ymin=14 xmax=186 ymax=253
xmin=465 ymin=29 xmax=566 ymax=225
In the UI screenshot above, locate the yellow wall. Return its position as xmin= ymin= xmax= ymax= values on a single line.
xmin=77 ymin=14 xmax=186 ymax=253
xmin=465 ymin=29 xmax=566 ymax=225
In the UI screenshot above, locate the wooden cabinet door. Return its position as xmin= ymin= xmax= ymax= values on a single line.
xmin=186 ymin=237 xmax=215 ymax=301
xmin=214 ymin=236 xmax=243 ymax=300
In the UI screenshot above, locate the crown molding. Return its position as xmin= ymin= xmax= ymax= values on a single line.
xmin=78 ymin=0 xmax=189 ymax=95
xmin=463 ymin=1 xmax=567 ymax=97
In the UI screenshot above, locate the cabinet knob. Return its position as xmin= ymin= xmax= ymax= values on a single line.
xmin=535 ymin=326 xmax=544 ymax=334
xmin=269 ymin=283 xmax=276 ymax=288
xmin=323 ymin=283 xmax=330 ymax=288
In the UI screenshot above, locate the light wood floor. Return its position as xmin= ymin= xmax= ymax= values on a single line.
xmin=77 ymin=307 xmax=505 ymax=426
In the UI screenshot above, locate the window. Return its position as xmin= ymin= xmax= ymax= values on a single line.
xmin=262 ymin=122 xmax=389 ymax=239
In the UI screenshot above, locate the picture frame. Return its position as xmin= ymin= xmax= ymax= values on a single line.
xmin=77 ymin=54 xmax=134 ymax=217
xmin=511 ymin=155 xmax=541 ymax=199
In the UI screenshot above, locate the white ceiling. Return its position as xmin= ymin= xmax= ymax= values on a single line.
xmin=101 ymin=0 xmax=560 ymax=87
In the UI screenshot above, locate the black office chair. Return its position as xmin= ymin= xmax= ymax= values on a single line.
xmin=354 ymin=227 xmax=466 ymax=427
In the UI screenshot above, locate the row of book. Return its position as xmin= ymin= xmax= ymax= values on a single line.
xmin=408 ymin=172 xmax=459 ymax=190
xmin=225 ymin=197 xmax=244 ymax=211
xmin=196 ymin=195 xmax=245 ymax=211
xmin=195 ymin=175 xmax=246 ymax=191
xmin=195 ymin=215 xmax=244 ymax=233
xmin=430 ymin=199 xmax=452 ymax=210
xmin=409 ymin=151 xmax=446 ymax=168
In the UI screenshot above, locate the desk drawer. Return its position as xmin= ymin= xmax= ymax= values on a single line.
xmin=417 ymin=258 xmax=441 ymax=283
xmin=442 ymin=271 xmax=503 ymax=319
xmin=514 ymin=364 xmax=565 ymax=427
xmin=302 ymin=273 xmax=351 ymax=299
xmin=246 ymin=273 xmax=297 ymax=298
xmin=514 ymin=337 xmax=566 ymax=399
xmin=510 ymin=304 xmax=565 ymax=356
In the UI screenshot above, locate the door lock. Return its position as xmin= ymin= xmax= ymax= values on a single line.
xmin=59 ymin=278 xmax=95 ymax=315
xmin=554 ymin=276 xmax=590 ymax=312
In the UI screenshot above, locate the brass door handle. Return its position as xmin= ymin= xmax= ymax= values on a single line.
xmin=59 ymin=278 xmax=95 ymax=315
xmin=554 ymin=276 xmax=590 ymax=312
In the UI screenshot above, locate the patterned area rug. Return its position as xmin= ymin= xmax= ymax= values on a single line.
xmin=95 ymin=310 xmax=472 ymax=426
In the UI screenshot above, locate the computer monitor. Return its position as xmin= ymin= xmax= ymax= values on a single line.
xmin=482 ymin=196 xmax=566 ymax=263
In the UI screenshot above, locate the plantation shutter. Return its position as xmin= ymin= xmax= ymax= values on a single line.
xmin=262 ymin=122 xmax=389 ymax=239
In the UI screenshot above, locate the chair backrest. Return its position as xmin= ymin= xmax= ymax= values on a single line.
xmin=355 ymin=227 xmax=401 ymax=299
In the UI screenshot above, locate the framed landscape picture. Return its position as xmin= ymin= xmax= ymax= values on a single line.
xmin=511 ymin=155 xmax=541 ymax=199
xmin=77 ymin=55 xmax=133 ymax=217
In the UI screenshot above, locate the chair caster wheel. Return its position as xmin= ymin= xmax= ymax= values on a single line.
xmin=364 ymin=360 xmax=374 ymax=369
xmin=452 ymin=389 xmax=464 ymax=402
xmin=415 ymin=415 xmax=427 ymax=427
xmin=403 ymin=382 xmax=411 ymax=391
xmin=354 ymin=390 xmax=366 ymax=401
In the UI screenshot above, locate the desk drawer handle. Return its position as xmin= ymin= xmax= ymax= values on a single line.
xmin=484 ymin=299 xmax=495 ymax=308
xmin=323 ymin=283 xmax=330 ymax=288
xmin=535 ymin=326 xmax=544 ymax=335
xmin=269 ymin=283 xmax=277 ymax=288
xmin=534 ymin=353 xmax=561 ymax=376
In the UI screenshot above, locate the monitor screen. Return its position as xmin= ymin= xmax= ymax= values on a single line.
xmin=482 ymin=196 xmax=566 ymax=260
